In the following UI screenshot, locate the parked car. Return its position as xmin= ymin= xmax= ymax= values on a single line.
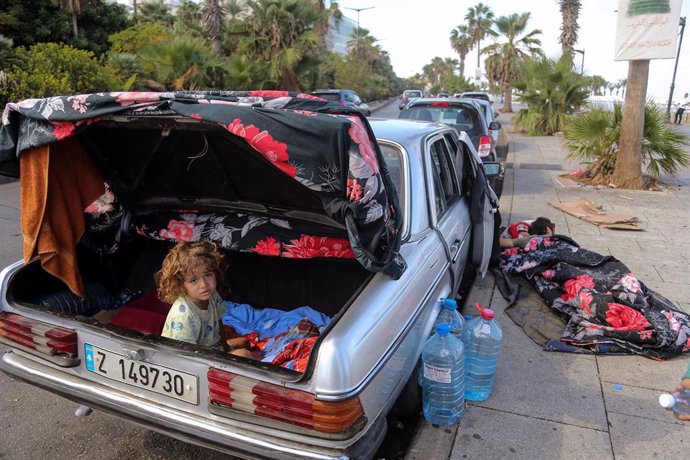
xmin=399 ymin=89 xmax=423 ymax=110
xmin=312 ymin=88 xmax=371 ymax=116
xmin=399 ymin=97 xmax=498 ymax=161
xmin=465 ymin=97 xmax=501 ymax=144
xmin=460 ymin=91 xmax=494 ymax=105
xmin=0 ymin=92 xmax=499 ymax=460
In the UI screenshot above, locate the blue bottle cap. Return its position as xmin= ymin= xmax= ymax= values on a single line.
xmin=442 ymin=298 xmax=458 ymax=310
xmin=436 ymin=323 xmax=451 ymax=335
xmin=464 ymin=314 xmax=473 ymax=321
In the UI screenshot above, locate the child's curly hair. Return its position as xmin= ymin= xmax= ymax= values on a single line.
xmin=157 ymin=241 xmax=228 ymax=304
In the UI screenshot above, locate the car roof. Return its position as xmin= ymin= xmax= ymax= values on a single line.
xmin=403 ymin=97 xmax=480 ymax=108
xmin=313 ymin=89 xmax=350 ymax=94
xmin=369 ymin=117 xmax=450 ymax=146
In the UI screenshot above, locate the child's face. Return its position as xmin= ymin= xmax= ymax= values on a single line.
xmin=182 ymin=263 xmax=217 ymax=308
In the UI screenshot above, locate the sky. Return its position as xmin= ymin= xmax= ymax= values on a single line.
xmin=337 ymin=0 xmax=690 ymax=102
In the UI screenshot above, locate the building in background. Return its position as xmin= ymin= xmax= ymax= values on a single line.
xmin=327 ymin=14 xmax=357 ymax=56
xmin=109 ymin=0 xmax=184 ymax=15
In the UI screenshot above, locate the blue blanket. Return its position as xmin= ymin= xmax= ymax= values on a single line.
xmin=222 ymin=301 xmax=331 ymax=340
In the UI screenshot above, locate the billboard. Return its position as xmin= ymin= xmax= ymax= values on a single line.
xmin=614 ymin=0 xmax=683 ymax=60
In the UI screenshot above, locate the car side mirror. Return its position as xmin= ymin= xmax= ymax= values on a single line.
xmin=489 ymin=121 xmax=501 ymax=130
xmin=493 ymin=112 xmax=499 ymax=118
xmin=482 ymin=161 xmax=502 ymax=178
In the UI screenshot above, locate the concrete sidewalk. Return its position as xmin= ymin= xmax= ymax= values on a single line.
xmin=405 ymin=111 xmax=690 ymax=459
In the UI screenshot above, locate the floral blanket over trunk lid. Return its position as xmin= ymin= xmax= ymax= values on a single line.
xmin=500 ymin=235 xmax=690 ymax=360
xmin=0 ymin=91 xmax=406 ymax=280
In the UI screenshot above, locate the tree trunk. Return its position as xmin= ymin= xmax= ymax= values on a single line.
xmin=611 ymin=60 xmax=648 ymax=189
xmin=502 ymin=85 xmax=513 ymax=113
xmin=71 ymin=11 xmax=78 ymax=39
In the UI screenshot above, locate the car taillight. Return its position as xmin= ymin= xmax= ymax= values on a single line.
xmin=431 ymin=101 xmax=449 ymax=107
xmin=0 ymin=312 xmax=77 ymax=358
xmin=208 ymin=368 xmax=364 ymax=434
xmin=478 ymin=135 xmax=492 ymax=157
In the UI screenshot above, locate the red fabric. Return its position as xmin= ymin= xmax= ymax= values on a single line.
xmin=270 ymin=336 xmax=317 ymax=372
xmin=508 ymin=221 xmax=531 ymax=238
xmin=111 ymin=291 xmax=171 ymax=335
xmin=124 ymin=290 xmax=172 ymax=316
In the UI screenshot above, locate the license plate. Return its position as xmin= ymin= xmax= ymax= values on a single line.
xmin=84 ymin=344 xmax=198 ymax=404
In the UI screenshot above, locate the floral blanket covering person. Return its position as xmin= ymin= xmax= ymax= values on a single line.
xmin=499 ymin=235 xmax=690 ymax=360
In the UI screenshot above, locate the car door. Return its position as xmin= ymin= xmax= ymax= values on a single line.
xmin=447 ymin=132 xmax=496 ymax=278
xmin=425 ymin=133 xmax=470 ymax=295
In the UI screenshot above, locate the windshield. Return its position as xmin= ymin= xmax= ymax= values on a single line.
xmin=315 ymin=93 xmax=341 ymax=102
xmin=399 ymin=105 xmax=483 ymax=137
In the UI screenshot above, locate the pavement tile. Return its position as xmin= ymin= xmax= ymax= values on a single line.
xmin=470 ymin=341 xmax=608 ymax=431
xmin=607 ymin=412 xmax=690 ymax=459
xmin=596 ymin=355 xmax=688 ymax=392
xmin=603 ymin=383 xmax=684 ymax=424
xmin=450 ymin=406 xmax=612 ymax=460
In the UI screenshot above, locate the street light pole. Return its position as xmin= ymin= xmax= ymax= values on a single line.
xmin=666 ymin=17 xmax=686 ymax=119
xmin=344 ymin=6 xmax=374 ymax=55
xmin=574 ymin=49 xmax=585 ymax=75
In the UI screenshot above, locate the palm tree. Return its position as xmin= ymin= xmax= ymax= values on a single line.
xmin=483 ymin=12 xmax=542 ymax=113
xmin=138 ymin=35 xmax=222 ymax=90
xmin=565 ymin=101 xmax=689 ymax=184
xmin=202 ymin=0 xmax=226 ymax=55
xmin=238 ymin=0 xmax=325 ymax=90
xmin=618 ymin=78 xmax=628 ymax=97
xmin=465 ymin=3 xmax=496 ymax=71
xmin=53 ymin=0 xmax=84 ymax=38
xmin=224 ymin=0 xmax=249 ymax=19
xmin=513 ymin=55 xmax=589 ymax=135
xmin=450 ymin=25 xmax=473 ymax=77
xmin=558 ymin=0 xmax=582 ymax=58
xmin=139 ymin=0 xmax=174 ymax=27
xmin=588 ymin=74 xmax=608 ymax=95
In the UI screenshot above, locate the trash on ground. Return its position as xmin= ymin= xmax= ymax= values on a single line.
xmin=548 ymin=198 xmax=642 ymax=231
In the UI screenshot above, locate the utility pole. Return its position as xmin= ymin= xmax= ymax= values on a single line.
xmin=345 ymin=6 xmax=374 ymax=56
xmin=574 ymin=49 xmax=585 ymax=75
xmin=666 ymin=16 xmax=686 ymax=119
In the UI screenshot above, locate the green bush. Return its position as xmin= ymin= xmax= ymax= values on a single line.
xmin=564 ymin=101 xmax=690 ymax=182
xmin=3 ymin=42 xmax=121 ymax=102
xmin=513 ymin=55 xmax=589 ymax=135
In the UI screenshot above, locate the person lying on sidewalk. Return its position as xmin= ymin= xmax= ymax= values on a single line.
xmin=500 ymin=216 xmax=555 ymax=248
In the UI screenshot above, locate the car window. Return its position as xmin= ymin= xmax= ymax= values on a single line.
xmin=428 ymin=139 xmax=458 ymax=219
xmin=378 ymin=143 xmax=404 ymax=209
xmin=403 ymin=105 xmax=483 ymax=137
xmin=404 ymin=90 xmax=422 ymax=98
xmin=316 ymin=93 xmax=341 ymax=102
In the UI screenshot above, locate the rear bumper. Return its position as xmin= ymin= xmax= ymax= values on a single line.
xmin=0 ymin=351 xmax=386 ymax=460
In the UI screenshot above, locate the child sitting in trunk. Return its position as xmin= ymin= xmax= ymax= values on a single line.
xmin=158 ymin=241 xmax=259 ymax=359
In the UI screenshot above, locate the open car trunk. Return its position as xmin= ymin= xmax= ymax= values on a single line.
xmin=0 ymin=91 xmax=405 ymax=375
xmin=6 ymin=235 xmax=371 ymax=371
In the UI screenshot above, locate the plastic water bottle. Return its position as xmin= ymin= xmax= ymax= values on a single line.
xmin=462 ymin=314 xmax=474 ymax=337
xmin=421 ymin=323 xmax=465 ymax=426
xmin=463 ymin=303 xmax=502 ymax=402
xmin=419 ymin=299 xmax=465 ymax=386
xmin=434 ymin=298 xmax=464 ymax=340
xmin=659 ymin=389 xmax=690 ymax=415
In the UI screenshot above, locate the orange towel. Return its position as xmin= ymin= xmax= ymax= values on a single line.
xmin=20 ymin=138 xmax=105 ymax=297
